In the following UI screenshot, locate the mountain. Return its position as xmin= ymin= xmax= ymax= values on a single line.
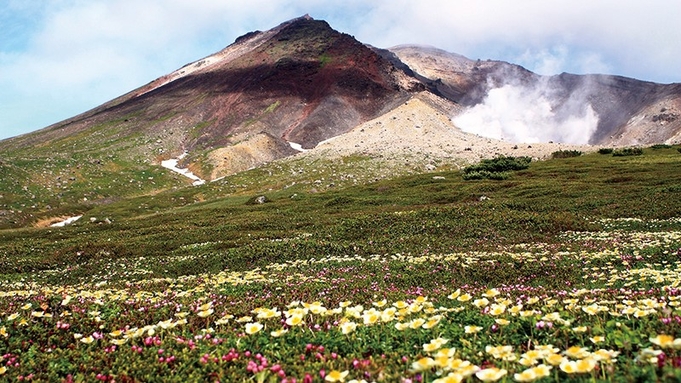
xmin=1 ymin=16 xmax=680 ymax=229
xmin=391 ymin=45 xmax=681 ymax=145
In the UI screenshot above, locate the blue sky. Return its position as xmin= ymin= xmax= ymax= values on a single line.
xmin=1 ymin=0 xmax=680 ymax=140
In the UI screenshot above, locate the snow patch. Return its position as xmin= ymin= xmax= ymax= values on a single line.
xmin=161 ymin=152 xmax=206 ymax=186
xmin=51 ymin=215 xmax=82 ymax=227
xmin=288 ymin=141 xmax=308 ymax=152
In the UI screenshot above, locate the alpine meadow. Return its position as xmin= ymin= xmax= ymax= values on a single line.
xmin=1 ymin=16 xmax=681 ymax=383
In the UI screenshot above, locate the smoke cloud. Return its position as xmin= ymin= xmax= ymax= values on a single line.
xmin=452 ymin=78 xmax=599 ymax=145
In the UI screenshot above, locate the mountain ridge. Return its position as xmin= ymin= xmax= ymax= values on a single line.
xmin=1 ymin=15 xmax=680 ymax=229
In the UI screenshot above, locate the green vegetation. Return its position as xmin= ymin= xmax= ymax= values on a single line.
xmin=550 ymin=149 xmax=582 ymax=159
xmin=597 ymin=148 xmax=613 ymax=154
xmin=612 ymin=147 xmax=644 ymax=156
xmin=462 ymin=156 xmax=531 ymax=180
xmin=1 ymin=149 xmax=681 ymax=381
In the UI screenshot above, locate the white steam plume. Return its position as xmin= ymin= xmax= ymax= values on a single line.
xmin=453 ymin=78 xmax=599 ymax=144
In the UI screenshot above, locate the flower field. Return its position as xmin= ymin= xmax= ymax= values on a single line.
xmin=1 ymin=148 xmax=681 ymax=381
xmin=1 ymin=216 xmax=680 ymax=382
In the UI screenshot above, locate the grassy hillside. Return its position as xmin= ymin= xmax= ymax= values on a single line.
xmin=0 ymin=147 xmax=680 ymax=381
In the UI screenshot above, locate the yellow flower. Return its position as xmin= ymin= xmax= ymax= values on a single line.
xmin=518 ymin=357 xmax=537 ymax=367
xmin=61 ymin=295 xmax=72 ymax=306
xmin=545 ymin=354 xmax=566 ymax=366
xmin=486 ymin=345 xmax=515 ymax=361
xmin=109 ymin=330 xmax=123 ymax=337
xmin=572 ymin=326 xmax=588 ymax=333
xmin=198 ymin=302 xmax=213 ymax=311
xmin=522 ymin=350 xmax=543 ymax=361
xmin=475 ymin=367 xmax=507 ymax=382
xmin=561 ymin=358 xmax=597 ymax=373
xmin=409 ymin=318 xmax=426 ymax=329
xmin=582 ymin=305 xmax=600 ymax=315
xmin=372 ymin=299 xmax=387 ymax=308
xmin=513 ymin=368 xmax=537 ymax=382
xmin=7 ymin=313 xmax=19 ymax=321
xmin=592 ymin=349 xmax=620 ymax=362
xmin=394 ymin=322 xmax=409 ymax=331
xmin=464 ymin=325 xmax=482 ymax=334
xmin=458 ymin=364 xmax=481 ymax=377
xmin=526 ymin=297 xmax=540 ymax=305
xmin=495 ymin=319 xmax=510 ymax=326
xmin=650 ymin=334 xmax=674 ymax=348
xmin=309 ymin=304 xmax=327 ymax=316
xmin=457 ymin=293 xmax=472 ymax=302
xmin=286 ymin=314 xmax=304 ymax=327
xmin=433 ymin=373 xmax=464 ymax=383
xmin=489 ymin=304 xmax=506 ymax=316
xmin=393 ymin=300 xmax=408 ymax=309
xmin=564 ymin=346 xmax=591 ymax=359
xmin=559 ymin=360 xmax=578 ymax=374
xmin=80 ymin=336 xmax=95 ymax=344
xmin=422 ymin=315 xmax=442 ymax=329
xmin=0 ymin=326 xmax=7 ymax=338
xmin=508 ymin=305 xmax=523 ymax=315
xmin=21 ymin=303 xmax=32 ymax=310
xmin=0 ymin=366 xmax=6 ymax=375
xmin=256 ymin=308 xmax=280 ymax=319
xmin=245 ymin=322 xmax=263 ymax=335
xmin=531 ymin=364 xmax=552 ymax=378
xmin=270 ymin=328 xmax=288 ymax=337
xmin=236 ymin=315 xmax=253 ymax=323
xmin=448 ymin=289 xmax=461 ymax=300
xmin=340 ymin=321 xmax=357 ymax=335
xmin=412 ymin=357 xmax=435 ymax=371
xmin=434 ymin=348 xmax=456 ymax=358
xmin=473 ymin=298 xmax=490 ymax=308
xmin=31 ymin=310 xmax=45 ymax=318
xmin=590 ymin=336 xmax=605 ymax=344
xmin=362 ymin=311 xmax=380 ymax=325
xmin=482 ymin=288 xmax=500 ymax=298
xmin=110 ymin=338 xmax=128 ymax=345
xmin=325 ymin=370 xmax=349 ymax=382
xmin=380 ymin=307 xmax=397 ymax=322
xmin=197 ymin=309 xmax=214 ymax=318
xmin=339 ymin=301 xmax=352 ymax=308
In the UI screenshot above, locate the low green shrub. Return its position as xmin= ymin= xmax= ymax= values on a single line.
xmin=462 ymin=156 xmax=530 ymax=180
xmin=551 ymin=150 xmax=582 ymax=159
xmin=612 ymin=147 xmax=643 ymax=156
xmin=463 ymin=156 xmax=531 ymax=174
xmin=462 ymin=170 xmax=510 ymax=180
xmin=650 ymin=144 xmax=671 ymax=149
xmin=598 ymin=148 xmax=614 ymax=154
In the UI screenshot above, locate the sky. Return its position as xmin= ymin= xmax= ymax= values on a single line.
xmin=1 ymin=0 xmax=680 ymax=140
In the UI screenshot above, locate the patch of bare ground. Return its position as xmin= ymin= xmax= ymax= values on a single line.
xmin=297 ymin=92 xmax=599 ymax=171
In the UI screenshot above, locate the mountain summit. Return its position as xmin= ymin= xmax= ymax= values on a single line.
xmin=4 ymin=16 xmax=423 ymax=179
